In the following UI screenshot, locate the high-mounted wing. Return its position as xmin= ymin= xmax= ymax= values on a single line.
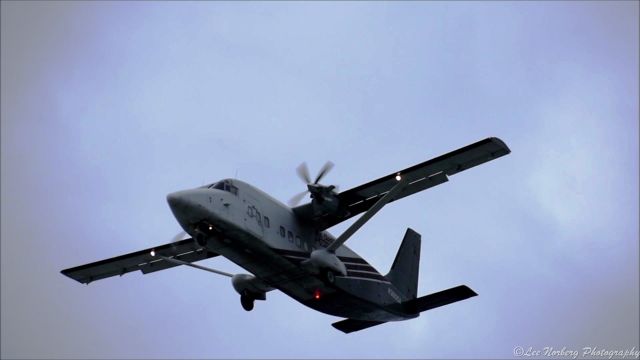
xmin=61 ymin=238 xmax=218 ymax=284
xmin=293 ymin=137 xmax=510 ymax=230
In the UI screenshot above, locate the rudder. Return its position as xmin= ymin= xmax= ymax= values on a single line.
xmin=385 ymin=228 xmax=421 ymax=301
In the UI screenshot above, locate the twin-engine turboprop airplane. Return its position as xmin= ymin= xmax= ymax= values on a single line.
xmin=62 ymin=137 xmax=510 ymax=333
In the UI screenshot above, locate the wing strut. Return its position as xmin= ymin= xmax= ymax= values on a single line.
xmin=327 ymin=176 xmax=409 ymax=252
xmin=157 ymin=255 xmax=232 ymax=277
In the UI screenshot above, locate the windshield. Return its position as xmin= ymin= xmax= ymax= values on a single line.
xmin=208 ymin=180 xmax=238 ymax=195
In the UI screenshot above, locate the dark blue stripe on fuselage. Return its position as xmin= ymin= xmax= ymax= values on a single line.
xmin=271 ymin=247 xmax=368 ymax=264
xmin=270 ymin=247 xmax=387 ymax=282
xmin=346 ymin=270 xmax=389 ymax=282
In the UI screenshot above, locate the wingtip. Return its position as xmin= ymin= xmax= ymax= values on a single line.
xmin=331 ymin=323 xmax=345 ymax=333
xmin=461 ymin=285 xmax=479 ymax=297
xmin=489 ymin=136 xmax=511 ymax=154
xmin=60 ymin=268 xmax=87 ymax=284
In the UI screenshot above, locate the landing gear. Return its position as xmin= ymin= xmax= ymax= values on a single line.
xmin=194 ymin=221 xmax=219 ymax=248
xmin=195 ymin=232 xmax=207 ymax=247
xmin=322 ymin=269 xmax=336 ymax=285
xmin=240 ymin=293 xmax=255 ymax=311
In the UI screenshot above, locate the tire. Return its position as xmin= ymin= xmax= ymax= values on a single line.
xmin=240 ymin=295 xmax=254 ymax=311
xmin=195 ymin=232 xmax=207 ymax=247
xmin=323 ymin=269 xmax=336 ymax=285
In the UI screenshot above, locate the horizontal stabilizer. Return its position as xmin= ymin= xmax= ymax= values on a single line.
xmin=61 ymin=238 xmax=218 ymax=284
xmin=405 ymin=285 xmax=477 ymax=314
xmin=331 ymin=318 xmax=387 ymax=334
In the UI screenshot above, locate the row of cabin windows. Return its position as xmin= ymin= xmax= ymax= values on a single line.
xmin=279 ymin=225 xmax=309 ymax=251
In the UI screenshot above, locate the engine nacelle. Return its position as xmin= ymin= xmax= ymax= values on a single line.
xmin=307 ymin=184 xmax=344 ymax=216
xmin=231 ymin=274 xmax=271 ymax=301
xmin=301 ymin=249 xmax=347 ymax=276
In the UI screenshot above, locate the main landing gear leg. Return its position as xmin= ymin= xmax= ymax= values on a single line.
xmin=240 ymin=292 xmax=255 ymax=312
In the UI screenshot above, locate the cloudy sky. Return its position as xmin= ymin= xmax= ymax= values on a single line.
xmin=1 ymin=1 xmax=638 ymax=359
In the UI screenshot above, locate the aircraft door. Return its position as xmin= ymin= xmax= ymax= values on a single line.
xmin=243 ymin=195 xmax=264 ymax=238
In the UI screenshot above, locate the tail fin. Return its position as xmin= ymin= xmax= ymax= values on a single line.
xmin=385 ymin=228 xmax=421 ymax=301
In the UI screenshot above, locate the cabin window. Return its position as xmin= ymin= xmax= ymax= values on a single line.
xmin=287 ymin=231 xmax=294 ymax=243
xmin=264 ymin=216 xmax=270 ymax=228
xmin=279 ymin=226 xmax=285 ymax=237
xmin=295 ymin=235 xmax=302 ymax=248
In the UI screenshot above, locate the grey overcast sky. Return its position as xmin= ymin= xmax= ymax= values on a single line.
xmin=1 ymin=1 xmax=638 ymax=359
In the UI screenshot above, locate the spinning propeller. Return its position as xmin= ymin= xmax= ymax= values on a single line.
xmin=288 ymin=161 xmax=338 ymax=207
xmin=170 ymin=230 xmax=189 ymax=243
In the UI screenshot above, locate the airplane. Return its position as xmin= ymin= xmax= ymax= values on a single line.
xmin=61 ymin=137 xmax=510 ymax=333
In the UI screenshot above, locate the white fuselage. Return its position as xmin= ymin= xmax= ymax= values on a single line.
xmin=166 ymin=179 xmax=414 ymax=322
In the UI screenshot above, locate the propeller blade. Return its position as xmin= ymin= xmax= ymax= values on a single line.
xmin=296 ymin=162 xmax=312 ymax=184
xmin=169 ymin=230 xmax=188 ymax=252
xmin=171 ymin=230 xmax=189 ymax=243
xmin=314 ymin=161 xmax=334 ymax=184
xmin=288 ymin=190 xmax=309 ymax=207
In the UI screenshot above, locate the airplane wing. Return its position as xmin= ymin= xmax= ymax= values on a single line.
xmin=293 ymin=137 xmax=510 ymax=230
xmin=61 ymin=238 xmax=218 ymax=284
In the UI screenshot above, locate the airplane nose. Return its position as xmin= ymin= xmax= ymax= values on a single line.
xmin=166 ymin=191 xmax=188 ymax=210
xmin=167 ymin=189 xmax=214 ymax=233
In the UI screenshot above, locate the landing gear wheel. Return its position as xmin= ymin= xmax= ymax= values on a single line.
xmin=240 ymin=294 xmax=254 ymax=311
xmin=195 ymin=232 xmax=207 ymax=248
xmin=322 ymin=269 xmax=336 ymax=285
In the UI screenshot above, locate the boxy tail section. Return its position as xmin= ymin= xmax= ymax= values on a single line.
xmin=385 ymin=228 xmax=421 ymax=301
xmin=331 ymin=286 xmax=477 ymax=333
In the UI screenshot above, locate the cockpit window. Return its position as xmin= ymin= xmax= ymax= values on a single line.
xmin=208 ymin=180 xmax=238 ymax=196
xmin=208 ymin=182 xmax=223 ymax=190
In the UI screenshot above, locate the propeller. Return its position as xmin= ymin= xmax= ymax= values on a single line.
xmin=288 ymin=190 xmax=310 ymax=208
xmin=170 ymin=230 xmax=189 ymax=243
xmin=288 ymin=161 xmax=335 ymax=207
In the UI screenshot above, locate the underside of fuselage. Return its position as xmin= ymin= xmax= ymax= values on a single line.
xmin=212 ymin=225 xmax=411 ymax=322
xmin=181 ymin=207 xmax=412 ymax=322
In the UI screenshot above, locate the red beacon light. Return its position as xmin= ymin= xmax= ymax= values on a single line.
xmin=314 ymin=290 xmax=321 ymax=300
